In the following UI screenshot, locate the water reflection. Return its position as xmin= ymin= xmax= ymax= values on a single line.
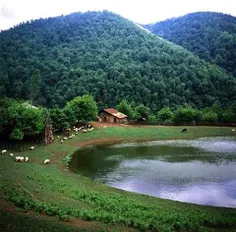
xmin=69 ymin=137 xmax=236 ymax=207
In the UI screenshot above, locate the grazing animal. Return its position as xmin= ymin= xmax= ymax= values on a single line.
xmin=57 ymin=135 xmax=60 ymax=139
xmin=2 ymin=149 xmax=7 ymax=154
xmin=30 ymin=146 xmax=35 ymax=150
xmin=44 ymin=159 xmax=50 ymax=164
xmin=10 ymin=153 xmax=14 ymax=157
xmin=60 ymin=140 xmax=64 ymax=144
xmin=15 ymin=156 xmax=24 ymax=162
xmin=63 ymin=137 xmax=67 ymax=140
xmin=232 ymin=129 xmax=235 ymax=132
xmin=82 ymin=129 xmax=88 ymax=133
xmin=25 ymin=157 xmax=29 ymax=162
xmin=88 ymin=127 xmax=94 ymax=132
xmin=181 ymin=128 xmax=187 ymax=133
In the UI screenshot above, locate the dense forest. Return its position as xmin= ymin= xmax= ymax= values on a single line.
xmin=0 ymin=11 xmax=235 ymax=112
xmin=145 ymin=12 xmax=236 ymax=76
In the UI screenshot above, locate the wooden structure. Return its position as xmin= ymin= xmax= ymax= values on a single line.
xmin=99 ymin=108 xmax=128 ymax=124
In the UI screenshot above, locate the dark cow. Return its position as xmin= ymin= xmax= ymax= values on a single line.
xmin=181 ymin=128 xmax=187 ymax=133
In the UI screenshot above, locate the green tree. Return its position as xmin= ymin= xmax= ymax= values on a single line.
xmin=173 ymin=106 xmax=201 ymax=123
xmin=228 ymin=102 xmax=236 ymax=121
xmin=29 ymin=70 xmax=41 ymax=103
xmin=0 ymin=99 xmax=46 ymax=140
xmin=49 ymin=108 xmax=70 ymax=131
xmin=133 ymin=104 xmax=150 ymax=121
xmin=210 ymin=101 xmax=222 ymax=121
xmin=116 ymin=100 xmax=133 ymax=119
xmin=65 ymin=94 xmax=98 ymax=123
xmin=157 ymin=106 xmax=174 ymax=122
xmin=0 ymin=98 xmax=18 ymax=137
xmin=202 ymin=111 xmax=218 ymax=123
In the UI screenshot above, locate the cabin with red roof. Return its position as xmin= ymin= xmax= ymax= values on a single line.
xmin=99 ymin=108 xmax=128 ymax=124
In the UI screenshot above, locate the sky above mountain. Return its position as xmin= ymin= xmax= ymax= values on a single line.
xmin=0 ymin=0 xmax=235 ymax=31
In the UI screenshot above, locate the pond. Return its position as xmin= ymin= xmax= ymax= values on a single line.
xmin=69 ymin=137 xmax=236 ymax=208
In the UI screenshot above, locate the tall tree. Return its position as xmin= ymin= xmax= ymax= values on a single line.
xmin=29 ymin=70 xmax=41 ymax=104
xmin=65 ymin=94 xmax=98 ymax=123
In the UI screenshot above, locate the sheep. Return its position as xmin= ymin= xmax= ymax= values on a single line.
xmin=82 ymin=129 xmax=88 ymax=133
xmin=63 ymin=137 xmax=68 ymax=140
xmin=232 ymin=129 xmax=235 ymax=132
xmin=2 ymin=149 xmax=7 ymax=154
xmin=68 ymin=135 xmax=72 ymax=139
xmin=60 ymin=140 xmax=64 ymax=144
xmin=88 ymin=127 xmax=94 ymax=132
xmin=73 ymin=127 xmax=79 ymax=132
xmin=181 ymin=128 xmax=187 ymax=133
xmin=24 ymin=157 xmax=29 ymax=162
xmin=57 ymin=135 xmax=60 ymax=139
xmin=43 ymin=159 xmax=50 ymax=164
xmin=10 ymin=153 xmax=14 ymax=157
xmin=30 ymin=146 xmax=35 ymax=150
xmin=15 ymin=156 xmax=24 ymax=162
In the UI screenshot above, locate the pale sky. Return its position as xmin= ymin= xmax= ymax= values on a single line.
xmin=0 ymin=0 xmax=235 ymax=31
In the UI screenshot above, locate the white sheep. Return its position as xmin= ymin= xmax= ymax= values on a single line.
xmin=60 ymin=140 xmax=64 ymax=144
xmin=2 ymin=149 xmax=7 ymax=154
xmin=232 ymin=129 xmax=235 ymax=132
xmin=43 ymin=159 xmax=50 ymax=164
xmin=10 ymin=153 xmax=14 ymax=157
xmin=15 ymin=156 xmax=24 ymax=162
xmin=57 ymin=135 xmax=60 ymax=139
xmin=30 ymin=146 xmax=35 ymax=150
xmin=63 ymin=137 xmax=67 ymax=140
xmin=82 ymin=129 xmax=88 ymax=133
xmin=25 ymin=157 xmax=29 ymax=162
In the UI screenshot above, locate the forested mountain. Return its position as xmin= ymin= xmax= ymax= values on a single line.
xmin=0 ymin=11 xmax=235 ymax=111
xmin=145 ymin=12 xmax=236 ymax=76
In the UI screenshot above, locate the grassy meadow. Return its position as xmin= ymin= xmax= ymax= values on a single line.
xmin=1 ymin=125 xmax=236 ymax=232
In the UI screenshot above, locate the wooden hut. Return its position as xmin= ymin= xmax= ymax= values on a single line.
xmin=99 ymin=108 xmax=128 ymax=124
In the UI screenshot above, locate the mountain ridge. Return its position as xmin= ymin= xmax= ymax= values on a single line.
xmin=0 ymin=11 xmax=235 ymax=111
xmin=144 ymin=11 xmax=236 ymax=76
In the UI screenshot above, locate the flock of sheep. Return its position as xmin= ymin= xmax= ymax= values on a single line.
xmin=59 ymin=125 xmax=94 ymax=144
xmin=1 ymin=147 xmax=50 ymax=164
xmin=1 ymin=125 xmax=95 ymax=165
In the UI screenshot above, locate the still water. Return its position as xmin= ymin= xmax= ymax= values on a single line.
xmin=69 ymin=137 xmax=236 ymax=207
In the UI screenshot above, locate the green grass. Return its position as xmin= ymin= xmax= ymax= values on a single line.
xmin=1 ymin=126 xmax=236 ymax=232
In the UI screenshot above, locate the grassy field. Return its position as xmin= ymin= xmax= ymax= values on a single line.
xmin=1 ymin=125 xmax=236 ymax=232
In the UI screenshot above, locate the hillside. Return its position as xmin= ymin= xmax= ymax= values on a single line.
xmin=145 ymin=12 xmax=236 ymax=76
xmin=0 ymin=11 xmax=235 ymax=111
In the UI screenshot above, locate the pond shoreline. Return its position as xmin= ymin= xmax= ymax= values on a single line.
xmin=1 ymin=126 xmax=236 ymax=232
xmin=70 ymin=136 xmax=236 ymax=208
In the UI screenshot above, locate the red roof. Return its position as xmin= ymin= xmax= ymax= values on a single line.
xmin=103 ymin=108 xmax=128 ymax=119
